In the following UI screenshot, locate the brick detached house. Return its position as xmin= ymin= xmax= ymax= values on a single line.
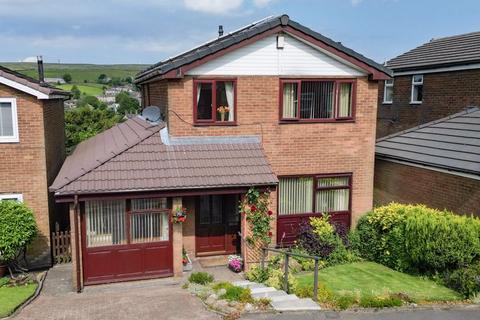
xmin=50 ymin=15 xmax=391 ymax=290
xmin=375 ymin=108 xmax=480 ymax=217
xmin=0 ymin=64 xmax=69 ymax=267
xmin=377 ymin=31 xmax=480 ymax=138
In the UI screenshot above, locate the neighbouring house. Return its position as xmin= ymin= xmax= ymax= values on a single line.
xmin=375 ymin=107 xmax=480 ymax=217
xmin=0 ymin=65 xmax=70 ymax=268
xmin=377 ymin=31 xmax=480 ymax=138
xmin=44 ymin=77 xmax=66 ymax=85
xmin=50 ymin=14 xmax=391 ymax=290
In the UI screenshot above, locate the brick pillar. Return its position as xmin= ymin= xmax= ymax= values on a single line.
xmin=172 ymin=197 xmax=183 ymax=277
xmin=69 ymin=203 xmax=83 ymax=290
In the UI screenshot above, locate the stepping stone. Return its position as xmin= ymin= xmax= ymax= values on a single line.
xmin=250 ymin=286 xmax=277 ymax=294
xmin=271 ymin=298 xmax=321 ymax=311
xmin=252 ymin=290 xmax=287 ymax=299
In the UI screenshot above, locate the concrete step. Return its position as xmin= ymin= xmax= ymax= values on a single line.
xmin=271 ymin=298 xmax=321 ymax=311
xmin=250 ymin=286 xmax=277 ymax=294
xmin=252 ymin=290 xmax=287 ymax=299
xmin=269 ymin=294 xmax=300 ymax=302
xmin=232 ymin=280 xmax=252 ymax=287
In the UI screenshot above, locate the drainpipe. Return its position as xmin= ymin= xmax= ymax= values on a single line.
xmin=73 ymin=195 xmax=82 ymax=293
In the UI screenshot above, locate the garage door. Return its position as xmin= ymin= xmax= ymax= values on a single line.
xmin=81 ymin=198 xmax=173 ymax=285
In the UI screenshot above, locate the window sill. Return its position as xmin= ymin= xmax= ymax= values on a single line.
xmin=410 ymin=101 xmax=422 ymax=105
xmin=0 ymin=138 xmax=19 ymax=143
xmin=193 ymin=122 xmax=238 ymax=127
xmin=279 ymin=119 xmax=355 ymax=124
xmin=382 ymin=101 xmax=393 ymax=105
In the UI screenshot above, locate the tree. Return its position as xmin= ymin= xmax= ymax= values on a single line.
xmin=116 ymin=91 xmax=140 ymax=115
xmin=65 ymin=105 xmax=122 ymax=154
xmin=63 ymin=73 xmax=72 ymax=83
xmin=97 ymin=73 xmax=108 ymax=84
xmin=76 ymin=95 xmax=108 ymax=109
xmin=0 ymin=201 xmax=37 ymax=272
xmin=124 ymin=76 xmax=133 ymax=84
xmin=71 ymin=85 xmax=81 ymax=99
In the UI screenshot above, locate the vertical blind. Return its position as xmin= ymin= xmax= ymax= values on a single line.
xmin=130 ymin=198 xmax=169 ymax=243
xmin=85 ymin=200 xmax=126 ymax=247
xmin=338 ymin=83 xmax=352 ymax=118
xmin=0 ymin=102 xmax=13 ymax=137
xmin=300 ymin=81 xmax=334 ymax=119
xmin=279 ymin=177 xmax=313 ymax=215
xmin=279 ymin=176 xmax=351 ymax=215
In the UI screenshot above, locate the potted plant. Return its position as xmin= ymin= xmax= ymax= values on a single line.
xmin=227 ymin=255 xmax=243 ymax=273
xmin=172 ymin=207 xmax=187 ymax=224
xmin=217 ymin=106 xmax=230 ymax=122
xmin=182 ymin=248 xmax=192 ymax=272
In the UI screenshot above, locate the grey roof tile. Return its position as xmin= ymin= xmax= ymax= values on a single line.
xmin=387 ymin=31 xmax=480 ymax=71
xmin=50 ymin=117 xmax=277 ymax=195
xmin=376 ymin=107 xmax=480 ymax=175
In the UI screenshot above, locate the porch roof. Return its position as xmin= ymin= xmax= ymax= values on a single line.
xmin=50 ymin=117 xmax=278 ymax=196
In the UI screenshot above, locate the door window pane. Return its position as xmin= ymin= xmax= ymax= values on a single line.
xmin=278 ymin=177 xmax=313 ymax=215
xmin=282 ymin=83 xmax=298 ymax=118
xmin=85 ymin=200 xmax=126 ymax=247
xmin=196 ymin=83 xmax=212 ymax=120
xmin=130 ymin=211 xmax=169 ymax=243
xmin=211 ymin=195 xmax=223 ymax=224
xmin=0 ymin=102 xmax=14 ymax=137
xmin=199 ymin=196 xmax=210 ymax=225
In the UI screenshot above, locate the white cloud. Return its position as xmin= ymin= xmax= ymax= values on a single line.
xmin=351 ymin=0 xmax=363 ymax=5
xmin=252 ymin=0 xmax=275 ymax=7
xmin=21 ymin=56 xmax=37 ymax=63
xmin=183 ymin=0 xmax=243 ymax=14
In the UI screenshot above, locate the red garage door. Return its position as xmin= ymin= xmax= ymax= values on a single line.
xmin=81 ymin=198 xmax=173 ymax=285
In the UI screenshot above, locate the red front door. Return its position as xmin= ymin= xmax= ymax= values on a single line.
xmin=195 ymin=194 xmax=240 ymax=255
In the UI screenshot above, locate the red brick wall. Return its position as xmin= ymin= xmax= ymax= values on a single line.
xmin=377 ymin=69 xmax=480 ymax=137
xmin=0 ymin=84 xmax=65 ymax=267
xmin=374 ymin=159 xmax=480 ymax=217
xmin=147 ymin=76 xmax=378 ymax=230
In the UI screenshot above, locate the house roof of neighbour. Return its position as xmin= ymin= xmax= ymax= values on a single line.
xmin=387 ymin=31 xmax=480 ymax=72
xmin=376 ymin=107 xmax=480 ymax=176
xmin=50 ymin=117 xmax=278 ymax=196
xmin=0 ymin=65 xmax=70 ymax=99
xmin=135 ymin=14 xmax=392 ymax=84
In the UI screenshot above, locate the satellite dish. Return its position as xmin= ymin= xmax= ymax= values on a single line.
xmin=142 ymin=106 xmax=162 ymax=122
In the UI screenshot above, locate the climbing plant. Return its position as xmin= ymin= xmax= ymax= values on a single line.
xmin=240 ymin=187 xmax=273 ymax=245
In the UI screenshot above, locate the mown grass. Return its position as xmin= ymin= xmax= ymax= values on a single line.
xmin=0 ymin=281 xmax=38 ymax=317
xmin=296 ymin=261 xmax=461 ymax=302
xmin=57 ymin=84 xmax=104 ymax=96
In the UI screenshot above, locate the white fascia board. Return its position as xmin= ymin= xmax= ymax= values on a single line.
xmin=0 ymin=75 xmax=50 ymax=99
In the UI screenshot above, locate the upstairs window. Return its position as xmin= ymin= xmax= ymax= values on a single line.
xmin=383 ymin=79 xmax=394 ymax=104
xmin=194 ymin=79 xmax=236 ymax=124
xmin=0 ymin=194 xmax=23 ymax=202
xmin=411 ymin=75 xmax=423 ymax=104
xmin=280 ymin=79 xmax=355 ymax=122
xmin=0 ymin=98 xmax=19 ymax=143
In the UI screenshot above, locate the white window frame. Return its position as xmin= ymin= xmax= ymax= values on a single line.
xmin=383 ymin=79 xmax=394 ymax=104
xmin=0 ymin=193 xmax=23 ymax=202
xmin=0 ymin=97 xmax=19 ymax=143
xmin=410 ymin=75 xmax=423 ymax=104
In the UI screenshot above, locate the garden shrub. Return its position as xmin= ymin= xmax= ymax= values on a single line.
xmin=353 ymin=203 xmax=480 ymax=273
xmin=359 ymin=295 xmax=403 ymax=308
xmin=188 ymin=272 xmax=214 ymax=285
xmin=293 ymin=283 xmax=333 ymax=302
xmin=443 ymin=261 xmax=480 ymax=298
xmin=264 ymin=268 xmax=298 ymax=291
xmin=245 ymin=265 xmax=270 ymax=283
xmin=335 ymin=294 xmax=357 ymax=310
xmin=220 ymin=285 xmax=254 ymax=303
xmin=0 ymin=201 xmax=37 ymax=263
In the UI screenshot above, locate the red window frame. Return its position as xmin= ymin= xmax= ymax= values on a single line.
xmin=277 ymin=173 xmax=352 ymax=216
xmin=279 ymin=79 xmax=356 ymax=123
xmin=193 ymin=79 xmax=237 ymax=126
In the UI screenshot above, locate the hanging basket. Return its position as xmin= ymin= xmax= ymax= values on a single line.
xmin=172 ymin=207 xmax=187 ymax=224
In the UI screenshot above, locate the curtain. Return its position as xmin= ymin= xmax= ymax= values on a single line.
xmin=338 ymin=83 xmax=352 ymax=117
xmin=85 ymin=200 xmax=126 ymax=247
xmin=130 ymin=198 xmax=169 ymax=243
xmin=300 ymin=81 xmax=334 ymax=119
xmin=225 ymin=82 xmax=234 ymax=121
xmin=279 ymin=177 xmax=313 ymax=215
xmin=282 ymin=83 xmax=297 ymax=118
xmin=0 ymin=102 xmax=13 ymax=137
xmin=316 ymin=189 xmax=349 ymax=213
xmin=197 ymin=83 xmax=201 ymax=105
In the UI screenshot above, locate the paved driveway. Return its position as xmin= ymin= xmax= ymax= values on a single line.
xmin=13 ymin=264 xmax=220 ymax=320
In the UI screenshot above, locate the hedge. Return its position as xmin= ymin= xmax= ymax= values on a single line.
xmin=352 ymin=203 xmax=480 ymax=274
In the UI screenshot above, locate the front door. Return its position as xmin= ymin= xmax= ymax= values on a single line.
xmin=195 ymin=194 xmax=240 ymax=255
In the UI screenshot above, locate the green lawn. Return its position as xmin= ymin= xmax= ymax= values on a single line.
xmin=296 ymin=262 xmax=461 ymax=302
xmin=57 ymin=84 xmax=104 ymax=96
xmin=0 ymin=282 xmax=38 ymax=317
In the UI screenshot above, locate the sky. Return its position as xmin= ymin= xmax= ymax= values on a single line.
xmin=1 ymin=0 xmax=480 ymax=65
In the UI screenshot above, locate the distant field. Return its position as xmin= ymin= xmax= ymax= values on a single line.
xmin=0 ymin=62 xmax=149 ymax=83
xmin=57 ymin=84 xmax=104 ymax=96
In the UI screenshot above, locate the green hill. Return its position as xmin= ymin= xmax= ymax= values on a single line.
xmin=0 ymin=62 xmax=149 ymax=84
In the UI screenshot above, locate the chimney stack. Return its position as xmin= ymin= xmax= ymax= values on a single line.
xmin=37 ymin=55 xmax=45 ymax=83
xmin=218 ymin=25 xmax=224 ymax=37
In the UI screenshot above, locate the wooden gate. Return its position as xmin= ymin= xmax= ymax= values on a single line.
xmin=52 ymin=229 xmax=72 ymax=264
